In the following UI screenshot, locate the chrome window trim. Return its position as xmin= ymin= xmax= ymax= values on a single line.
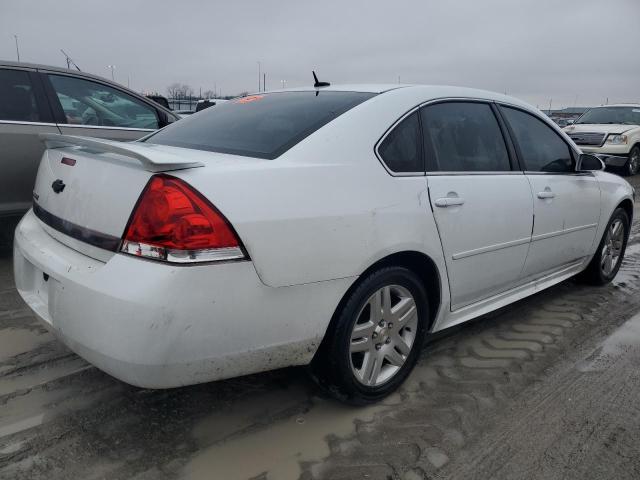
xmin=426 ymin=171 xmax=524 ymax=176
xmin=0 ymin=119 xmax=155 ymax=132
xmin=375 ymin=97 xmax=516 ymax=177
xmin=0 ymin=120 xmax=58 ymax=127
xmin=60 ymin=124 xmax=156 ymax=132
xmin=524 ymin=171 xmax=594 ymax=177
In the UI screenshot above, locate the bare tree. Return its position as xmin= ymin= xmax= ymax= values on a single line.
xmin=202 ymin=90 xmax=216 ymax=99
xmin=166 ymin=82 xmax=194 ymax=98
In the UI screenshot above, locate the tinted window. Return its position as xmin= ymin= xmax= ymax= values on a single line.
xmin=502 ymin=107 xmax=573 ymax=173
xmin=421 ymin=102 xmax=510 ymax=172
xmin=378 ymin=112 xmax=422 ymax=172
xmin=147 ymin=91 xmax=375 ymax=159
xmin=0 ymin=69 xmax=41 ymax=122
xmin=48 ymin=75 xmax=159 ymax=129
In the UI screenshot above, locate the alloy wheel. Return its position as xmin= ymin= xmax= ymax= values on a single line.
xmin=601 ymin=218 xmax=624 ymax=276
xmin=349 ymin=284 xmax=418 ymax=386
xmin=628 ymin=148 xmax=639 ymax=175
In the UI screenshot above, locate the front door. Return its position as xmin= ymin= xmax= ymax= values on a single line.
xmin=421 ymin=101 xmax=534 ymax=310
xmin=500 ymin=106 xmax=601 ymax=279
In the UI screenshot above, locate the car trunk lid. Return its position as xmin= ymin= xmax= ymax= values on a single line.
xmin=33 ymin=134 xmax=205 ymax=261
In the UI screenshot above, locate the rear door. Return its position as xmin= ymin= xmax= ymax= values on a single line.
xmin=0 ymin=67 xmax=60 ymax=217
xmin=421 ymin=101 xmax=533 ymax=310
xmin=500 ymin=106 xmax=600 ymax=279
xmin=42 ymin=72 xmax=160 ymax=142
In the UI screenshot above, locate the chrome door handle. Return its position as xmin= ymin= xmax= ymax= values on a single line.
xmin=537 ymin=190 xmax=555 ymax=199
xmin=434 ymin=197 xmax=465 ymax=207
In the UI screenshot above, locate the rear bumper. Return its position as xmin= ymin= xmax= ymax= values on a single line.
xmin=13 ymin=210 xmax=351 ymax=388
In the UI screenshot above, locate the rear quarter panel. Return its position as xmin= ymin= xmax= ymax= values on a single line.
xmin=174 ymin=88 xmax=449 ymax=290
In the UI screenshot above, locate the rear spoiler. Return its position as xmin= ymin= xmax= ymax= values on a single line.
xmin=39 ymin=133 xmax=204 ymax=172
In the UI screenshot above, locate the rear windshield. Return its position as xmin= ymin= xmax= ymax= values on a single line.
xmin=145 ymin=91 xmax=375 ymax=159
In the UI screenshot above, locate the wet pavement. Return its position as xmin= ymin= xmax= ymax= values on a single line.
xmin=2 ymin=176 xmax=640 ymax=480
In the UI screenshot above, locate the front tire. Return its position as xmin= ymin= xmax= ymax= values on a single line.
xmin=580 ymin=207 xmax=629 ymax=285
xmin=311 ymin=266 xmax=429 ymax=404
xmin=623 ymin=146 xmax=640 ymax=176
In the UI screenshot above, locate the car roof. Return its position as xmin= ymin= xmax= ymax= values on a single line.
xmin=1 ymin=60 xmax=120 ymax=84
xmin=267 ymin=84 xmax=536 ymax=110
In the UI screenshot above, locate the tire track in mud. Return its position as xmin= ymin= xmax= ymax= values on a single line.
xmin=304 ymin=249 xmax=640 ymax=480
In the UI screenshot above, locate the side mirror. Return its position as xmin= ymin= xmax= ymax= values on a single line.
xmin=577 ymin=153 xmax=605 ymax=172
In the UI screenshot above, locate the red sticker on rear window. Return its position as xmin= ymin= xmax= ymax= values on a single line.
xmin=235 ymin=95 xmax=264 ymax=104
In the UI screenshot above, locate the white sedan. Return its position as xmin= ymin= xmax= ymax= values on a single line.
xmin=14 ymin=85 xmax=634 ymax=404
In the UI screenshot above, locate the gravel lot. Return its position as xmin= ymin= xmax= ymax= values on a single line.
xmin=2 ymin=175 xmax=640 ymax=480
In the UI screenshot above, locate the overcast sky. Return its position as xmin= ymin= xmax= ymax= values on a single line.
xmin=1 ymin=0 xmax=638 ymax=109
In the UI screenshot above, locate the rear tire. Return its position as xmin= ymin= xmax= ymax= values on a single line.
xmin=311 ymin=266 xmax=429 ymax=404
xmin=580 ymin=207 xmax=629 ymax=285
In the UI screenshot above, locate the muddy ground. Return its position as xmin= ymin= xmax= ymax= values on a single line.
xmin=2 ymin=175 xmax=640 ymax=480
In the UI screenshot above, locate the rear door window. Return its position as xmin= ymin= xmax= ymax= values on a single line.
xmin=48 ymin=74 xmax=159 ymax=129
xmin=146 ymin=91 xmax=376 ymax=159
xmin=420 ymin=102 xmax=511 ymax=172
xmin=0 ymin=69 xmax=41 ymax=122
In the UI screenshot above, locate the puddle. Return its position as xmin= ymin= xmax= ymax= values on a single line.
xmin=578 ymin=311 xmax=640 ymax=372
xmin=0 ymin=357 xmax=90 ymax=397
xmin=183 ymin=393 xmax=391 ymax=480
xmin=0 ymin=327 xmax=51 ymax=362
xmin=0 ymin=414 xmax=45 ymax=438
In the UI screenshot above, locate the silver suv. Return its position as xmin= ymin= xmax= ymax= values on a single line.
xmin=0 ymin=61 xmax=178 ymax=240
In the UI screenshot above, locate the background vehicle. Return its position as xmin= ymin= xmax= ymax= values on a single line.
xmin=195 ymin=98 xmax=229 ymax=112
xmin=564 ymin=104 xmax=640 ymax=176
xmin=174 ymin=109 xmax=195 ymax=118
xmin=13 ymin=85 xmax=633 ymax=404
xmin=144 ymin=94 xmax=171 ymax=110
xmin=0 ymin=61 xmax=179 ymax=236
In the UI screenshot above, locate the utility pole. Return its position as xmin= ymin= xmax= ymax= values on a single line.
xmin=257 ymin=61 xmax=261 ymax=92
xmin=263 ymin=73 xmax=266 ymax=92
xmin=398 ymin=75 xmax=400 ymax=84
xmin=13 ymin=35 xmax=20 ymax=62
xmin=107 ymin=65 xmax=115 ymax=81
xmin=549 ymin=98 xmax=552 ymax=114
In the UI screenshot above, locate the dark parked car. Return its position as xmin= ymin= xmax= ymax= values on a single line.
xmin=0 ymin=61 xmax=179 ymax=243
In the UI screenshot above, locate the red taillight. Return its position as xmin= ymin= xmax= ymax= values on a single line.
xmin=121 ymin=174 xmax=246 ymax=263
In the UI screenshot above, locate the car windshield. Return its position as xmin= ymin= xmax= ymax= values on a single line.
xmin=144 ymin=91 xmax=376 ymax=159
xmin=575 ymin=107 xmax=640 ymax=126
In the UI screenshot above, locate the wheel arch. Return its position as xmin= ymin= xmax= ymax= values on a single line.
xmin=618 ymin=198 xmax=634 ymax=225
xmin=314 ymin=250 xmax=443 ymax=361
